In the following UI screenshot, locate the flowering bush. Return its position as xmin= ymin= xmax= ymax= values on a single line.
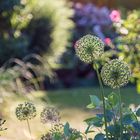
xmin=73 ymin=3 xmax=118 ymax=43
xmin=115 ymin=10 xmax=140 ymax=93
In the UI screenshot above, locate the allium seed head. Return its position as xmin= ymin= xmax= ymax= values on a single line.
xmin=15 ymin=102 xmax=36 ymax=121
xmin=40 ymin=133 xmax=53 ymax=140
xmin=101 ymin=59 xmax=131 ymax=89
xmin=40 ymin=123 xmax=64 ymax=140
xmin=40 ymin=107 xmax=60 ymax=124
xmin=75 ymin=34 xmax=104 ymax=63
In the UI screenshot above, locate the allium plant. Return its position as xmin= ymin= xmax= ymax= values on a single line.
xmin=40 ymin=107 xmax=60 ymax=124
xmin=75 ymin=35 xmax=140 ymax=140
xmin=15 ymin=102 xmax=36 ymax=140
xmin=75 ymin=34 xmax=109 ymax=139
xmin=40 ymin=107 xmax=83 ymax=140
xmin=101 ymin=59 xmax=131 ymax=139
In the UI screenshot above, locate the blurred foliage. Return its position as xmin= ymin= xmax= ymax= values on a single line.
xmin=0 ymin=0 xmax=74 ymax=68
xmin=116 ymin=10 xmax=140 ymax=92
xmin=28 ymin=0 xmax=74 ymax=68
xmin=0 ymin=0 xmax=34 ymax=64
xmin=0 ymin=54 xmax=53 ymax=103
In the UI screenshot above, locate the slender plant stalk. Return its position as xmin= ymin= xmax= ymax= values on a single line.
xmin=94 ymin=63 xmax=109 ymax=139
xmin=27 ymin=119 xmax=33 ymax=140
xmin=118 ymin=88 xmax=123 ymax=140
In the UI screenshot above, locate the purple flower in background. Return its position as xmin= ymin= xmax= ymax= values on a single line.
xmin=73 ymin=2 xmax=119 ymax=44
xmin=110 ymin=10 xmax=121 ymax=22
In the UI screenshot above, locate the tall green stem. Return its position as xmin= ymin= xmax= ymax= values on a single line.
xmin=94 ymin=63 xmax=109 ymax=139
xmin=118 ymin=88 xmax=123 ymax=140
xmin=27 ymin=119 xmax=33 ymax=140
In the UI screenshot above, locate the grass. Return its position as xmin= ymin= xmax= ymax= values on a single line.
xmin=47 ymin=86 xmax=140 ymax=108
xmin=0 ymin=86 xmax=140 ymax=140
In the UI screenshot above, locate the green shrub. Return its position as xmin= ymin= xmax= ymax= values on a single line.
xmin=0 ymin=0 xmax=34 ymax=64
xmin=0 ymin=0 xmax=74 ymax=68
xmin=116 ymin=10 xmax=140 ymax=92
xmin=28 ymin=0 xmax=74 ymax=68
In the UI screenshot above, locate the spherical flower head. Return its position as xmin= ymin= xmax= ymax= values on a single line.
xmin=40 ymin=133 xmax=53 ymax=140
xmin=41 ymin=123 xmax=64 ymax=140
xmin=40 ymin=107 xmax=60 ymax=124
xmin=101 ymin=59 xmax=131 ymax=89
xmin=75 ymin=34 xmax=104 ymax=63
xmin=49 ymin=123 xmax=63 ymax=134
xmin=15 ymin=102 xmax=36 ymax=121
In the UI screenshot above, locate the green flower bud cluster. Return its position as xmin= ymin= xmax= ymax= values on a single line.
xmin=40 ymin=133 xmax=53 ymax=140
xmin=40 ymin=123 xmax=63 ymax=140
xmin=15 ymin=102 xmax=36 ymax=121
xmin=40 ymin=107 xmax=60 ymax=124
xmin=75 ymin=34 xmax=104 ymax=63
xmin=101 ymin=59 xmax=131 ymax=89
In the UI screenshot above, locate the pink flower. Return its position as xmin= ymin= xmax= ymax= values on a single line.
xmin=104 ymin=38 xmax=111 ymax=45
xmin=110 ymin=10 xmax=121 ymax=22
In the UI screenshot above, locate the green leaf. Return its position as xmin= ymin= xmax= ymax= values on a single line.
xmin=64 ymin=122 xmax=70 ymax=137
xmin=84 ymin=116 xmax=103 ymax=127
xmin=107 ymin=124 xmax=120 ymax=135
xmin=136 ymin=80 xmax=140 ymax=93
xmin=85 ymin=125 xmax=95 ymax=134
xmin=87 ymin=95 xmax=101 ymax=109
xmin=106 ymin=110 xmax=114 ymax=122
xmin=94 ymin=133 xmax=105 ymax=140
xmin=136 ymin=108 xmax=140 ymax=117
xmin=108 ymin=92 xmax=119 ymax=107
xmin=122 ymin=113 xmax=136 ymax=125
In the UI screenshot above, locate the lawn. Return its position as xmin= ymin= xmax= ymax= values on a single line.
xmin=1 ymin=86 xmax=140 ymax=140
xmin=47 ymin=86 xmax=140 ymax=108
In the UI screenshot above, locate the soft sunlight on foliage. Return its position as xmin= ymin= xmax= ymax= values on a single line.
xmin=0 ymin=1 xmax=140 ymax=140
xmin=116 ymin=10 xmax=140 ymax=92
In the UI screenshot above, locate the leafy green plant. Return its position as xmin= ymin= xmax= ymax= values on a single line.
xmin=27 ymin=0 xmax=74 ymax=68
xmin=0 ymin=0 xmax=74 ymax=71
xmin=75 ymin=34 xmax=140 ymax=140
xmin=0 ymin=0 xmax=34 ymax=64
xmin=40 ymin=122 xmax=83 ymax=140
xmin=115 ymin=10 xmax=140 ymax=93
xmin=75 ymin=34 xmax=109 ymax=139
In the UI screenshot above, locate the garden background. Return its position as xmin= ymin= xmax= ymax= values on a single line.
xmin=0 ymin=0 xmax=140 ymax=139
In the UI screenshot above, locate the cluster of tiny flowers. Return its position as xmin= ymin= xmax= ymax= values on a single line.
xmin=75 ymin=34 xmax=104 ymax=63
xmin=49 ymin=123 xmax=63 ymax=134
xmin=101 ymin=59 xmax=131 ymax=89
xmin=40 ymin=107 xmax=60 ymax=124
xmin=15 ymin=102 xmax=36 ymax=121
xmin=40 ymin=133 xmax=53 ymax=140
xmin=0 ymin=118 xmax=7 ymax=132
xmin=69 ymin=128 xmax=82 ymax=139
xmin=40 ymin=123 xmax=64 ymax=140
